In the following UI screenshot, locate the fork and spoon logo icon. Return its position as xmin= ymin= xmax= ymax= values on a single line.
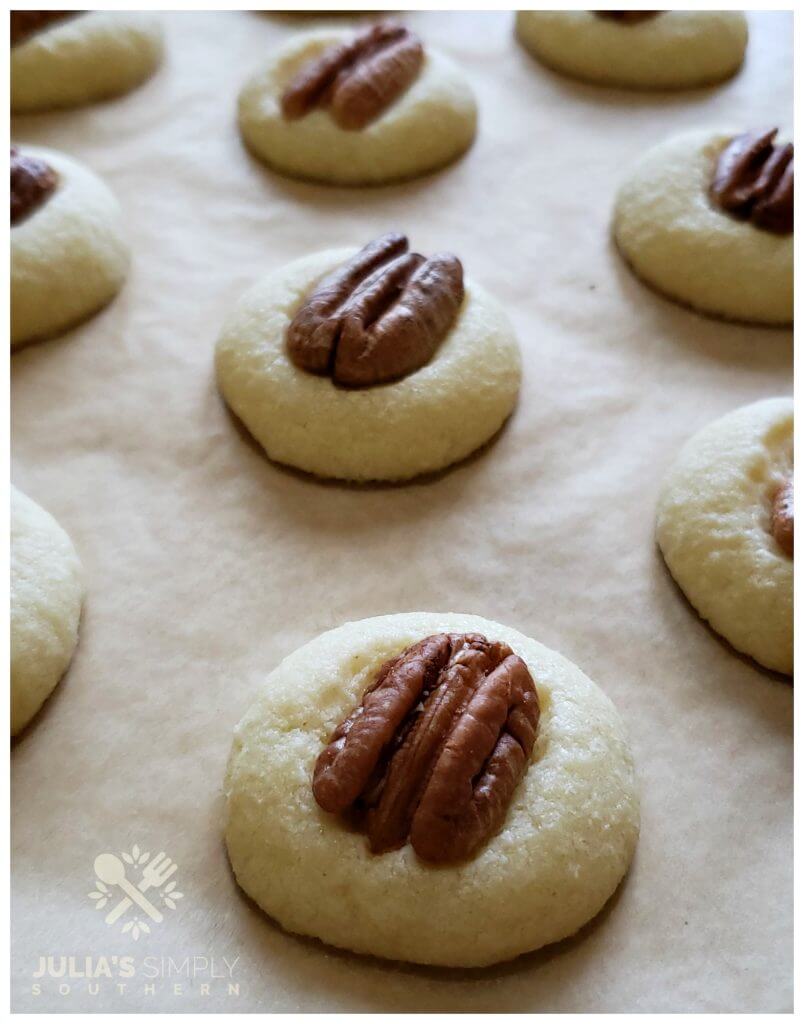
xmin=89 ymin=846 xmax=182 ymax=939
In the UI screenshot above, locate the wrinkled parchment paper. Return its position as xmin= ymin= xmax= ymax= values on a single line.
xmin=10 ymin=10 xmax=792 ymax=1012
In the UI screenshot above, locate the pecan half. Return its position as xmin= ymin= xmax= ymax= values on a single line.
xmin=11 ymin=11 xmax=82 ymax=47
xmin=10 ymin=147 xmax=58 ymax=226
xmin=710 ymin=129 xmax=794 ymax=235
xmin=594 ymin=11 xmax=661 ymax=24
xmin=313 ymin=632 xmax=540 ymax=864
xmin=771 ymin=477 xmax=794 ymax=558
xmin=286 ymin=233 xmax=464 ymax=388
xmin=281 ymin=21 xmax=424 ymax=131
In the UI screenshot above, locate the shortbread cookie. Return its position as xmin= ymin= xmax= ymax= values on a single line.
xmin=215 ymin=234 xmax=521 ymax=481
xmin=11 ymin=487 xmax=85 ymax=735
xmin=613 ymin=128 xmax=793 ymax=325
xmin=11 ymin=145 xmax=129 ymax=347
xmin=11 ymin=11 xmax=163 ymax=113
xmin=515 ymin=11 xmax=747 ymax=90
xmin=225 ymin=612 xmax=640 ymax=967
xmin=238 ymin=21 xmax=476 ymax=185
xmin=656 ymin=398 xmax=793 ymax=675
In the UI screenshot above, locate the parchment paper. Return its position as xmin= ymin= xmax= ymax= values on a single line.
xmin=10 ymin=10 xmax=793 ymax=1013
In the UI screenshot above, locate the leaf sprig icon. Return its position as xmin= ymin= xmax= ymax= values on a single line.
xmin=121 ymin=844 xmax=150 ymax=867
xmin=122 ymin=918 xmax=150 ymax=941
xmin=161 ymin=880 xmax=184 ymax=910
xmin=88 ymin=880 xmax=111 ymax=910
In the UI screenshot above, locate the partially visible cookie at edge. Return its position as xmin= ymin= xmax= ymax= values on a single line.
xmin=515 ymin=10 xmax=747 ymax=90
xmin=11 ymin=145 xmax=129 ymax=347
xmin=11 ymin=487 xmax=85 ymax=736
xmin=11 ymin=11 xmax=163 ymax=113
xmin=612 ymin=128 xmax=793 ymax=325
xmin=656 ymin=397 xmax=793 ymax=675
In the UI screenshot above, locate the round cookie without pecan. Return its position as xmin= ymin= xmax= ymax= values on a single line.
xmin=515 ymin=10 xmax=747 ymax=90
xmin=656 ymin=398 xmax=793 ymax=676
xmin=238 ymin=22 xmax=476 ymax=185
xmin=10 ymin=11 xmax=163 ymax=113
xmin=11 ymin=487 xmax=85 ymax=736
xmin=215 ymin=236 xmax=521 ymax=481
xmin=613 ymin=129 xmax=793 ymax=325
xmin=11 ymin=145 xmax=129 ymax=348
xmin=224 ymin=612 xmax=640 ymax=967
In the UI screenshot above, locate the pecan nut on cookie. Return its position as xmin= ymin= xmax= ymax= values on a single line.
xmin=286 ymin=232 xmax=464 ymax=388
xmin=238 ymin=21 xmax=476 ymax=185
xmin=10 ymin=11 xmax=83 ymax=48
xmin=224 ymin=613 xmax=640 ymax=966
xmin=10 ymin=145 xmax=130 ymax=348
xmin=613 ymin=128 xmax=793 ymax=325
xmin=516 ymin=10 xmax=747 ymax=89
xmin=10 ymin=146 xmax=58 ymax=226
xmin=215 ymin=234 xmax=521 ymax=481
xmin=657 ymin=398 xmax=793 ymax=675
xmin=312 ymin=632 xmax=540 ymax=864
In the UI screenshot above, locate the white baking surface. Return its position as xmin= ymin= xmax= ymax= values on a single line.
xmin=10 ymin=10 xmax=792 ymax=1012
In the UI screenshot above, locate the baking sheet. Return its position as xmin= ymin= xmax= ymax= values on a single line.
xmin=10 ymin=10 xmax=792 ymax=1013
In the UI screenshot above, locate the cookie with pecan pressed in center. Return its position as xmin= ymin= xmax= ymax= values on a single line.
xmin=215 ymin=240 xmax=521 ymax=482
xmin=238 ymin=25 xmax=476 ymax=185
xmin=224 ymin=612 xmax=640 ymax=968
xmin=612 ymin=129 xmax=793 ymax=326
xmin=10 ymin=145 xmax=130 ymax=348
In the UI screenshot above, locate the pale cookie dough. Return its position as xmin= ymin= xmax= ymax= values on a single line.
xmin=238 ymin=28 xmax=477 ymax=185
xmin=11 ymin=12 xmax=163 ymax=113
xmin=515 ymin=11 xmax=747 ymax=90
xmin=11 ymin=487 xmax=85 ymax=736
xmin=613 ymin=129 xmax=793 ymax=325
xmin=215 ymin=247 xmax=521 ymax=481
xmin=225 ymin=612 xmax=640 ymax=968
xmin=657 ymin=398 xmax=793 ymax=675
xmin=11 ymin=146 xmax=129 ymax=348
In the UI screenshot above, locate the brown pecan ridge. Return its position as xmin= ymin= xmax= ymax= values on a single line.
xmin=771 ymin=477 xmax=793 ymax=558
xmin=312 ymin=632 xmax=540 ymax=864
xmin=286 ymin=233 xmax=464 ymax=388
xmin=281 ymin=21 xmax=424 ymax=131
xmin=11 ymin=11 xmax=82 ymax=48
xmin=594 ymin=11 xmax=661 ymax=24
xmin=10 ymin=147 xmax=58 ymax=226
xmin=710 ymin=129 xmax=794 ymax=235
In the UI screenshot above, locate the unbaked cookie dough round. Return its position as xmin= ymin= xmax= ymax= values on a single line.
xmin=215 ymin=244 xmax=521 ymax=482
xmin=11 ymin=12 xmax=163 ymax=113
xmin=224 ymin=612 xmax=640 ymax=967
xmin=515 ymin=11 xmax=747 ymax=90
xmin=613 ymin=129 xmax=793 ymax=325
xmin=657 ymin=398 xmax=793 ymax=675
xmin=238 ymin=25 xmax=477 ymax=185
xmin=11 ymin=145 xmax=129 ymax=348
xmin=11 ymin=487 xmax=85 ymax=736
